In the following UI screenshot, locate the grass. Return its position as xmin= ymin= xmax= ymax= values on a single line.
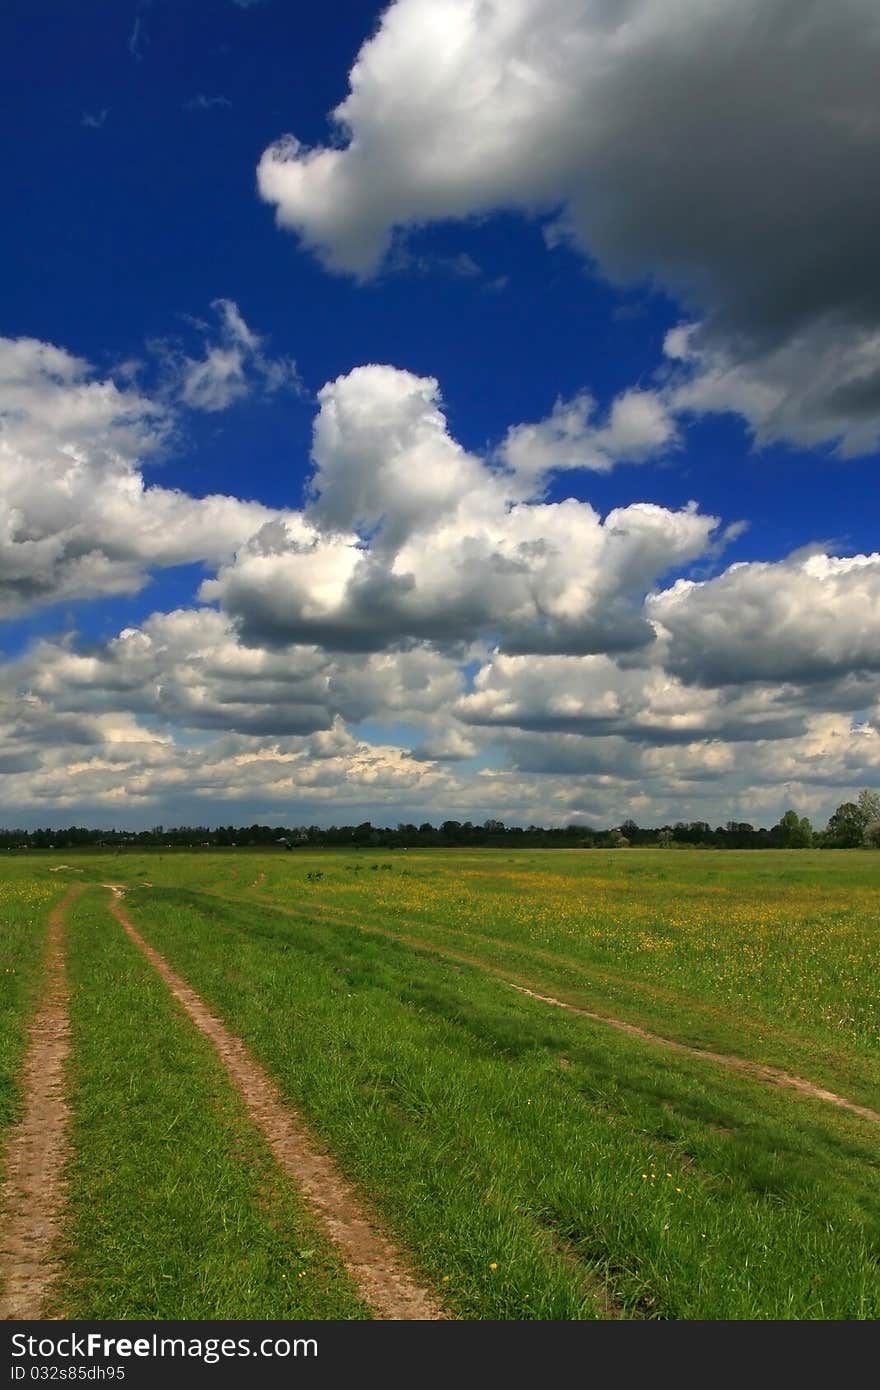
xmin=52 ymin=888 xmax=371 ymax=1319
xmin=123 ymin=881 xmax=880 ymax=1319
xmin=225 ymin=849 xmax=880 ymax=1110
xmin=3 ymin=848 xmax=879 ymax=1319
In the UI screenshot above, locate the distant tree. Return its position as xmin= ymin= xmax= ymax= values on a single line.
xmin=825 ymin=801 xmax=866 ymax=848
xmin=857 ymin=789 xmax=880 ymax=831
xmin=823 ymin=790 xmax=880 ymax=847
xmin=863 ymin=821 xmax=880 ymax=848
xmin=774 ymin=808 xmax=813 ymax=848
xmin=607 ymin=828 xmax=630 ymax=848
xmin=657 ymin=827 xmax=674 ymax=847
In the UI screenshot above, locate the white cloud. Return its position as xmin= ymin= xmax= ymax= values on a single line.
xmin=308 ymin=365 xmax=490 ymax=543
xmin=650 ymin=551 xmax=880 ymax=686
xmin=0 ymin=333 xmax=296 ymax=615
xmin=500 ymin=387 xmax=677 ymax=481
xmin=174 ymin=299 xmax=301 ymax=413
xmin=258 ymin=0 xmax=880 ymax=452
xmin=5 ymin=600 xmax=880 ymax=827
xmin=456 ymin=652 xmax=807 ymax=744
xmin=410 ymin=726 xmax=478 ymax=762
xmin=14 ymin=609 xmax=464 ymax=737
xmin=205 ymin=364 xmax=717 ymax=654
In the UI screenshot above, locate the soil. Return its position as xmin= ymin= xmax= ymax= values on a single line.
xmin=103 ymin=888 xmax=444 ymax=1320
xmin=0 ymin=887 xmax=81 ymax=1318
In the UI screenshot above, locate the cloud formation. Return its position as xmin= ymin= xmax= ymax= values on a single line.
xmin=205 ymin=364 xmax=717 ymax=654
xmin=0 ymin=333 xmax=293 ymax=615
xmin=650 ymin=551 xmax=880 ymax=686
xmin=500 ymin=388 xmax=677 ymax=480
xmin=258 ymin=0 xmax=880 ymax=452
xmin=3 ymin=330 xmax=880 ymax=829
xmin=166 ymin=298 xmax=302 ymax=413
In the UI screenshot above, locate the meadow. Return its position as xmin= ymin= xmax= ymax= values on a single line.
xmin=1 ymin=847 xmax=878 ymax=1319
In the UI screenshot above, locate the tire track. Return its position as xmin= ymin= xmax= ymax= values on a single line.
xmin=0 ymin=887 xmax=81 ymax=1319
xmin=505 ymin=984 xmax=880 ymax=1124
xmin=221 ymin=888 xmax=880 ymax=1127
xmin=101 ymin=888 xmax=443 ymax=1321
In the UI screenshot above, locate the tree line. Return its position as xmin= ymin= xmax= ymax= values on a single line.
xmin=2 ymin=790 xmax=879 ymax=851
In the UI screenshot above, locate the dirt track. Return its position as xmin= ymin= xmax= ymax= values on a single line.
xmin=0 ymin=887 xmax=80 ymax=1318
xmin=237 ymin=889 xmax=880 ymax=1126
xmin=505 ymin=982 xmax=880 ymax=1124
xmin=103 ymin=888 xmax=443 ymax=1321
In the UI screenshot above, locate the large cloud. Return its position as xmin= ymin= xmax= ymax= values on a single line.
xmin=205 ymin=364 xmax=718 ymax=653
xmin=5 ymin=590 xmax=880 ymax=826
xmin=13 ymin=609 xmax=464 ymax=737
xmin=650 ymin=551 xmax=880 ymax=686
xmin=0 ymin=333 xmax=296 ymax=615
xmin=456 ymin=652 xmax=809 ymax=744
xmin=259 ymin=0 xmax=880 ymax=452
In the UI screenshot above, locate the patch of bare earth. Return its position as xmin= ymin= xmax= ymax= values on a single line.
xmin=0 ymin=887 xmax=81 ymax=1319
xmin=103 ymin=889 xmax=443 ymax=1320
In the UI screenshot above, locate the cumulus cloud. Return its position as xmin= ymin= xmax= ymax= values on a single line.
xmin=0 ymin=334 xmax=294 ymax=615
xmin=410 ymin=726 xmax=478 ymax=762
xmin=307 ymin=365 xmax=490 ymax=544
xmin=5 ymin=596 xmax=880 ymax=826
xmin=456 ymin=652 xmax=807 ymax=744
xmin=664 ymin=321 xmax=880 ymax=458
xmin=0 ymin=629 xmax=460 ymax=813
xmin=14 ymin=610 xmax=464 ymax=737
xmin=500 ymin=387 xmax=677 ymax=481
xmin=649 ymin=551 xmax=880 ymax=686
xmin=5 ymin=324 xmax=880 ymax=825
xmin=258 ymin=0 xmax=880 ymax=451
xmin=205 ymin=364 xmax=718 ymax=654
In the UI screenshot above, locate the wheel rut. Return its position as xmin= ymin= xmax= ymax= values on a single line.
xmin=0 ymin=887 xmax=81 ymax=1319
xmin=101 ymin=887 xmax=444 ymax=1321
xmin=225 ymin=888 xmax=880 ymax=1127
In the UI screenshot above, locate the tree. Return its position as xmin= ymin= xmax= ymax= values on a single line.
xmin=825 ymin=801 xmax=866 ymax=848
xmin=864 ymin=821 xmax=880 ymax=848
xmin=774 ymin=808 xmax=813 ymax=848
xmin=857 ymin=788 xmax=880 ymax=821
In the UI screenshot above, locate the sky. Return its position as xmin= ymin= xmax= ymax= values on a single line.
xmin=1 ymin=0 xmax=879 ymax=831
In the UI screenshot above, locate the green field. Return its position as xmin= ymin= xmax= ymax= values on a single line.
xmin=1 ymin=848 xmax=879 ymax=1319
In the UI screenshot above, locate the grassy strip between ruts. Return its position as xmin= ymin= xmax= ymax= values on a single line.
xmin=0 ymin=869 xmax=65 ymax=1177
xmin=129 ymin=887 xmax=880 ymax=1320
xmin=221 ymin=849 xmax=880 ymax=1106
xmin=230 ymin=883 xmax=880 ymax=1114
xmin=51 ymin=887 xmax=371 ymax=1320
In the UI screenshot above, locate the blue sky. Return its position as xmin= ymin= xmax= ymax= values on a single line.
xmin=1 ymin=0 xmax=879 ymax=829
